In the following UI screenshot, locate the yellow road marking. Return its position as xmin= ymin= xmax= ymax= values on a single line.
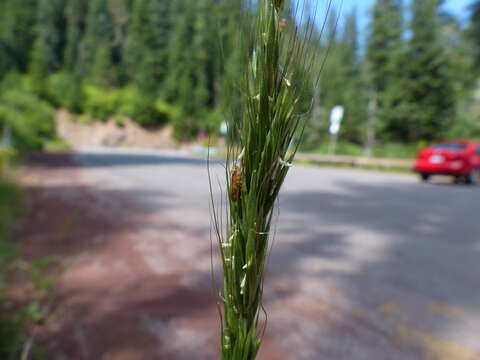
xmin=428 ymin=302 xmax=467 ymax=318
xmin=397 ymin=326 xmax=480 ymax=360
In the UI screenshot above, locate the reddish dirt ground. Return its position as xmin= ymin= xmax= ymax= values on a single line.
xmin=10 ymin=153 xmax=225 ymax=360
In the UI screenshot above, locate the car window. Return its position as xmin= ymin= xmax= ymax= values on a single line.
xmin=431 ymin=144 xmax=465 ymax=150
xmin=477 ymin=146 xmax=480 ymax=155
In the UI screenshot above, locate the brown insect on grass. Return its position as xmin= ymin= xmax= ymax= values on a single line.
xmin=230 ymin=166 xmax=243 ymax=202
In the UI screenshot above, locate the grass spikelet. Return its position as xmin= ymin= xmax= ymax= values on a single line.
xmin=210 ymin=1 xmax=334 ymax=358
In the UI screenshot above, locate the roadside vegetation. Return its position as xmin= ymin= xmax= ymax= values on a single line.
xmin=0 ymin=173 xmax=55 ymax=359
xmin=0 ymin=176 xmax=24 ymax=359
xmin=308 ymin=140 xmax=426 ymax=159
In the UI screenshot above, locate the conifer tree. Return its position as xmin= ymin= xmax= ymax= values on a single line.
xmin=403 ymin=0 xmax=455 ymax=141
xmin=165 ymin=0 xmax=218 ymax=137
xmin=29 ymin=0 xmax=65 ymax=97
xmin=0 ymin=0 xmax=38 ymax=72
xmin=192 ymin=0 xmax=215 ymax=112
xmin=367 ymin=0 xmax=403 ymax=96
xmin=123 ymin=0 xmax=151 ymax=83
xmin=0 ymin=40 xmax=14 ymax=79
xmin=148 ymin=0 xmax=173 ymax=92
xmin=318 ymin=10 xmax=366 ymax=145
xmin=64 ymin=0 xmax=87 ymax=71
xmin=318 ymin=9 xmax=343 ymax=113
xmin=77 ymin=0 xmax=116 ymax=85
xmin=339 ymin=11 xmax=367 ymax=144
xmin=165 ymin=0 xmax=194 ymax=110
xmin=216 ymin=0 xmax=245 ymax=112
xmin=0 ymin=0 xmax=471 ymax=144
xmin=468 ymin=1 xmax=480 ymax=73
xmin=38 ymin=0 xmax=66 ymax=72
xmin=92 ymin=43 xmax=117 ymax=88
xmin=366 ymin=0 xmax=405 ymax=141
xmin=124 ymin=0 xmax=174 ymax=96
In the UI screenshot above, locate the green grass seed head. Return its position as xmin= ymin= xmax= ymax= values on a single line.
xmin=274 ymin=0 xmax=284 ymax=13
xmin=211 ymin=0 xmax=332 ymax=358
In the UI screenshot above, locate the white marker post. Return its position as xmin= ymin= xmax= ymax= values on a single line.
xmin=1 ymin=123 xmax=13 ymax=173
xmin=2 ymin=123 xmax=12 ymax=148
xmin=328 ymin=105 xmax=344 ymax=155
xmin=220 ymin=121 xmax=228 ymax=137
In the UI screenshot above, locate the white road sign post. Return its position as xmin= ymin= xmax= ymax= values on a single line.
xmin=216 ymin=121 xmax=228 ymax=148
xmin=328 ymin=105 xmax=344 ymax=155
xmin=1 ymin=123 xmax=13 ymax=173
xmin=1 ymin=123 xmax=12 ymax=148
xmin=220 ymin=121 xmax=228 ymax=137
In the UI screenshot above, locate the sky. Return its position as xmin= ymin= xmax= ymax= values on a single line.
xmin=337 ymin=0 xmax=474 ymax=35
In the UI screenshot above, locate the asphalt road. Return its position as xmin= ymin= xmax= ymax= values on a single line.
xmin=72 ymin=147 xmax=480 ymax=360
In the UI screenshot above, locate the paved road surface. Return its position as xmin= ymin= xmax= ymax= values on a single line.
xmin=31 ymin=147 xmax=480 ymax=359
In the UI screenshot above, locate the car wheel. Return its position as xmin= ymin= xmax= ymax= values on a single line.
xmin=420 ymin=173 xmax=430 ymax=182
xmin=466 ymin=169 xmax=479 ymax=185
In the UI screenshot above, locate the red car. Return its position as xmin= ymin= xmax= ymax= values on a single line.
xmin=414 ymin=140 xmax=480 ymax=184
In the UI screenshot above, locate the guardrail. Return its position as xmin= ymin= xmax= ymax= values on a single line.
xmin=296 ymin=153 xmax=413 ymax=170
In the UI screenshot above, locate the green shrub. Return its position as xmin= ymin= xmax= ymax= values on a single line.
xmin=129 ymin=101 xmax=176 ymax=128
xmin=306 ymin=139 xmax=426 ymax=159
xmin=0 ymin=90 xmax=55 ymax=152
xmin=0 ymin=176 xmax=54 ymax=359
xmin=171 ymin=113 xmax=198 ymax=142
xmin=0 ymin=72 xmax=30 ymax=94
xmin=83 ymin=85 xmax=180 ymax=126
xmin=0 ymin=41 xmax=14 ymax=81
xmin=47 ymin=72 xmax=85 ymax=113
xmin=151 ymin=98 xmax=181 ymax=127
xmin=83 ymin=85 xmax=126 ymax=121
xmin=0 ymin=177 xmax=21 ymax=288
xmin=203 ymin=109 xmax=225 ymax=136
xmin=170 ymin=109 xmax=224 ymax=142
xmin=172 ymin=109 xmax=225 ymax=143
xmin=43 ymin=138 xmax=70 ymax=152
xmin=46 ymin=73 xmax=69 ymax=108
xmin=373 ymin=142 xmax=422 ymax=159
xmin=0 ymin=315 xmax=24 ymax=360
xmin=116 ymin=88 xmax=166 ymax=127
xmin=313 ymin=140 xmax=364 ymax=156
